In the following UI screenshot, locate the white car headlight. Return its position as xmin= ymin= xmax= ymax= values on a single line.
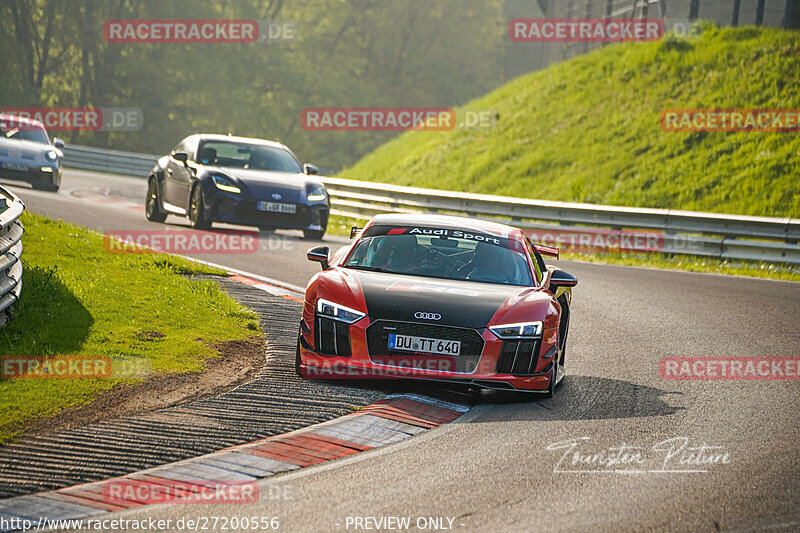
xmin=212 ymin=174 xmax=241 ymax=193
xmin=317 ymin=299 xmax=366 ymax=324
xmin=45 ymin=150 xmax=58 ymax=161
xmin=307 ymin=186 xmax=326 ymax=202
xmin=489 ymin=321 xmax=543 ymax=339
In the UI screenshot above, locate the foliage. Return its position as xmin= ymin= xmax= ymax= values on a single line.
xmin=341 ymin=26 xmax=800 ymax=218
xmin=0 ymin=0 xmax=514 ymax=169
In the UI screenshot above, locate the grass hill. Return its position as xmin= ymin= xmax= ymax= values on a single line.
xmin=340 ymin=25 xmax=800 ymax=218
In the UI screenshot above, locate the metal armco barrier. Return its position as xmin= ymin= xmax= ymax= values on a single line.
xmin=0 ymin=186 xmax=25 ymax=324
xmin=63 ymin=144 xmax=157 ymax=177
xmin=62 ymin=144 xmax=800 ymax=265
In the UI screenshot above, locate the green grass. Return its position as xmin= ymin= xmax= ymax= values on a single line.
xmin=0 ymin=213 xmax=261 ymax=442
xmin=340 ymin=25 xmax=800 ymax=218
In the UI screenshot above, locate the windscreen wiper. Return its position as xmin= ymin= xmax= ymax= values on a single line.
xmin=346 ymin=265 xmax=393 ymax=273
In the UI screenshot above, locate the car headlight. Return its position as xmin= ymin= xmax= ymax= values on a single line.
xmin=307 ymin=186 xmax=327 ymax=202
xmin=212 ymin=174 xmax=241 ymax=194
xmin=45 ymin=150 xmax=58 ymax=161
xmin=317 ymin=299 xmax=366 ymax=324
xmin=489 ymin=321 xmax=543 ymax=339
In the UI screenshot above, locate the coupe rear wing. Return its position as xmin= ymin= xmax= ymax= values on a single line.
xmin=534 ymin=244 xmax=559 ymax=259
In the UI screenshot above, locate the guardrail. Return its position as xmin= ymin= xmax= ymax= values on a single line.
xmin=62 ymin=144 xmax=800 ymax=265
xmin=321 ymin=177 xmax=800 ymax=265
xmin=63 ymin=144 xmax=157 ymax=177
xmin=0 ymin=186 xmax=25 ymax=325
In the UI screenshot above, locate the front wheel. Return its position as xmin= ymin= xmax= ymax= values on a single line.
xmin=303 ymin=229 xmax=325 ymax=240
xmin=295 ymin=331 xmax=303 ymax=378
xmin=545 ymin=362 xmax=560 ymax=399
xmin=145 ymin=178 xmax=167 ymax=222
xmin=189 ymin=184 xmax=211 ymax=230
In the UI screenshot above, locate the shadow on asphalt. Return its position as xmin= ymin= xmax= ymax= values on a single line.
xmin=460 ymin=375 xmax=684 ymax=421
xmin=311 ymin=375 xmax=683 ymax=422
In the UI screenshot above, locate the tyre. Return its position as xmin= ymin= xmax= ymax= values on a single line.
xmin=189 ymin=184 xmax=211 ymax=230
xmin=295 ymin=331 xmax=303 ymax=378
xmin=545 ymin=361 xmax=559 ymax=399
xmin=145 ymin=177 xmax=167 ymax=222
xmin=557 ymin=294 xmax=570 ymax=367
xmin=303 ymin=228 xmax=325 ymax=240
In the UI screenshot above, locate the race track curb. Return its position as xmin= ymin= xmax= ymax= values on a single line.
xmin=0 ymin=266 xmax=471 ymax=530
xmin=0 ymin=394 xmax=469 ymax=529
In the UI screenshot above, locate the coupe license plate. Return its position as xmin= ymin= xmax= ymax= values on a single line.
xmin=1 ymin=161 xmax=28 ymax=172
xmin=388 ymin=334 xmax=461 ymax=356
xmin=257 ymin=201 xmax=296 ymax=214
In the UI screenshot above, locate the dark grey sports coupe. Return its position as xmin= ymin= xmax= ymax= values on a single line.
xmin=146 ymin=133 xmax=329 ymax=239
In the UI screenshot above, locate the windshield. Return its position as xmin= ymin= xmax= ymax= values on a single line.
xmin=0 ymin=120 xmax=49 ymax=144
xmin=196 ymin=141 xmax=302 ymax=173
xmin=344 ymin=229 xmax=534 ymax=286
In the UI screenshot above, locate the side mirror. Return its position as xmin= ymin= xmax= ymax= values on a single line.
xmin=172 ymin=151 xmax=189 ymax=164
xmin=303 ymin=163 xmax=319 ymax=175
xmin=350 ymin=226 xmax=363 ymax=239
xmin=549 ymin=269 xmax=578 ymax=290
xmin=307 ymin=245 xmax=331 ymax=270
xmin=52 ymin=138 xmax=65 ymax=149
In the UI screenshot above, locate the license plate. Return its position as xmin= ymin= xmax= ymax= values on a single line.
xmin=1 ymin=161 xmax=28 ymax=172
xmin=388 ymin=334 xmax=461 ymax=356
xmin=257 ymin=201 xmax=296 ymax=214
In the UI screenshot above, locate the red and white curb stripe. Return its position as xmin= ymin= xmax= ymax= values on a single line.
xmin=0 ymin=395 xmax=469 ymax=526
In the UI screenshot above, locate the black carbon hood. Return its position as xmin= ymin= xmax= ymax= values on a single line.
xmin=355 ymin=271 xmax=520 ymax=329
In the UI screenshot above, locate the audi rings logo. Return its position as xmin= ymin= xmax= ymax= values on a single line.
xmin=414 ymin=312 xmax=441 ymax=321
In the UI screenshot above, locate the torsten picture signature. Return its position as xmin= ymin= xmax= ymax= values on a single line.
xmin=546 ymin=437 xmax=731 ymax=474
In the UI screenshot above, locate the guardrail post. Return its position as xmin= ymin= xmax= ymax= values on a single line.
xmin=756 ymin=0 xmax=766 ymax=24
xmin=689 ymin=0 xmax=700 ymax=19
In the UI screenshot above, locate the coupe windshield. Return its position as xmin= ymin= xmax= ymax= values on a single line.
xmin=196 ymin=141 xmax=302 ymax=173
xmin=344 ymin=230 xmax=534 ymax=286
xmin=1 ymin=121 xmax=49 ymax=144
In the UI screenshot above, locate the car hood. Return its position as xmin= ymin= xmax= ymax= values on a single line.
xmin=0 ymin=138 xmax=59 ymax=158
xmin=323 ymin=269 xmax=551 ymax=329
xmin=206 ymin=167 xmax=313 ymax=202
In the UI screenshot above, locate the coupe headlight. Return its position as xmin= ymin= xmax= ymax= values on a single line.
xmin=306 ymin=186 xmax=327 ymax=202
xmin=489 ymin=321 xmax=543 ymax=339
xmin=212 ymin=174 xmax=241 ymax=194
xmin=45 ymin=150 xmax=58 ymax=161
xmin=317 ymin=299 xmax=366 ymax=324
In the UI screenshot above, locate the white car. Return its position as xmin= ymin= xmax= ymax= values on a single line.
xmin=0 ymin=114 xmax=64 ymax=191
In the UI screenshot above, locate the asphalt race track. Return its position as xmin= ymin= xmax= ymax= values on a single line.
xmin=4 ymin=170 xmax=800 ymax=532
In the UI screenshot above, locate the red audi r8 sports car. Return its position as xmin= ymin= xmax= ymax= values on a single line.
xmin=297 ymin=214 xmax=577 ymax=396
